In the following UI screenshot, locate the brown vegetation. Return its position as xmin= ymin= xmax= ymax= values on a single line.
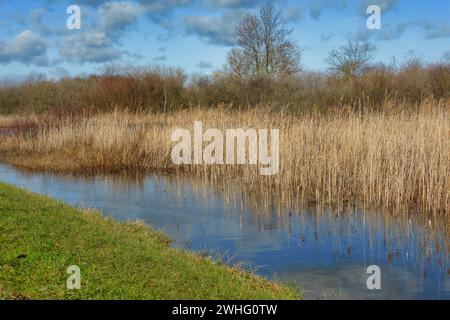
xmin=1 ymin=101 xmax=448 ymax=216
xmin=0 ymin=61 xmax=448 ymax=116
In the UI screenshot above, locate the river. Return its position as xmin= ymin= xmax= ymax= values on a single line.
xmin=0 ymin=164 xmax=448 ymax=299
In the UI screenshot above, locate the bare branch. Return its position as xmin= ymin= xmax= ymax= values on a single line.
xmin=228 ymin=4 xmax=301 ymax=81
xmin=327 ymin=41 xmax=376 ymax=78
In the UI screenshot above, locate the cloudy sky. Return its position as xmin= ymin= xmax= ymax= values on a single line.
xmin=0 ymin=0 xmax=449 ymax=80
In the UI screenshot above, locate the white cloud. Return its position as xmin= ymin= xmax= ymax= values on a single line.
xmin=58 ymin=1 xmax=143 ymax=64
xmin=183 ymin=11 xmax=247 ymax=46
xmin=99 ymin=1 xmax=140 ymax=33
xmin=0 ymin=30 xmax=49 ymax=66
xmin=307 ymin=0 xmax=346 ymax=19
xmin=359 ymin=0 xmax=400 ymax=14
xmin=60 ymin=30 xmax=123 ymax=63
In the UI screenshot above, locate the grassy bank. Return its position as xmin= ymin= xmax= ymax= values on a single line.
xmin=1 ymin=103 xmax=449 ymax=216
xmin=0 ymin=182 xmax=299 ymax=300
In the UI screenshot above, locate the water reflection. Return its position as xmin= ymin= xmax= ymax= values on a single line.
xmin=0 ymin=164 xmax=448 ymax=300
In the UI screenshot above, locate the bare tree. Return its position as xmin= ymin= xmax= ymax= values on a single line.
xmin=327 ymin=41 xmax=376 ymax=78
xmin=227 ymin=48 xmax=252 ymax=79
xmin=228 ymin=4 xmax=300 ymax=81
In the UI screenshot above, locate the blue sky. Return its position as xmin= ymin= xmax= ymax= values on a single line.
xmin=0 ymin=0 xmax=449 ymax=80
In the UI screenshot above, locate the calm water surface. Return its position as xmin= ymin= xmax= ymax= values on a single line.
xmin=0 ymin=164 xmax=448 ymax=300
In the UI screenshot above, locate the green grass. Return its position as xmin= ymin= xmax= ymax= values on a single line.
xmin=0 ymin=182 xmax=300 ymax=300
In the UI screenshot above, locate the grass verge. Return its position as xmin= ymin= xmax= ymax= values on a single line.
xmin=0 ymin=182 xmax=299 ymax=300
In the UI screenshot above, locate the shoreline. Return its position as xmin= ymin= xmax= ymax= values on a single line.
xmin=0 ymin=182 xmax=300 ymax=300
xmin=1 ymin=106 xmax=448 ymax=216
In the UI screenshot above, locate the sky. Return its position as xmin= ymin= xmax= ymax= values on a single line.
xmin=0 ymin=0 xmax=449 ymax=81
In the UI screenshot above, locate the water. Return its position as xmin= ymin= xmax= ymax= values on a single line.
xmin=0 ymin=164 xmax=448 ymax=300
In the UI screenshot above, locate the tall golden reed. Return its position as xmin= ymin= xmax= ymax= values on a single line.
xmin=0 ymin=101 xmax=448 ymax=216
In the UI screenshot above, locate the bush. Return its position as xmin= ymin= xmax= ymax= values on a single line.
xmin=0 ymin=62 xmax=449 ymax=116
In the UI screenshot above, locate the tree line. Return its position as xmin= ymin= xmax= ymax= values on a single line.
xmin=227 ymin=4 xmax=377 ymax=81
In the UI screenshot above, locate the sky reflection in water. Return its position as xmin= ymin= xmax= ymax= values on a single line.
xmin=0 ymin=164 xmax=448 ymax=300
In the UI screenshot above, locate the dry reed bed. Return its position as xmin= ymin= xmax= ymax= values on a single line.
xmin=0 ymin=103 xmax=449 ymax=216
